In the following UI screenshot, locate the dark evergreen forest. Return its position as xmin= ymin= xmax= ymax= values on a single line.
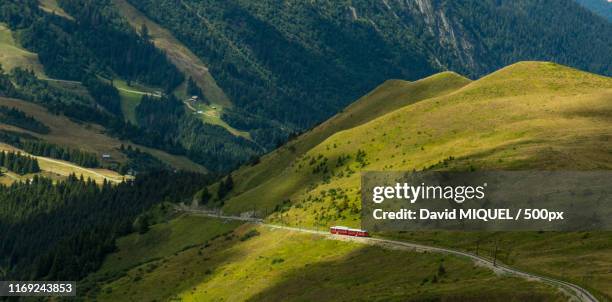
xmin=0 ymin=105 xmax=50 ymax=134
xmin=20 ymin=140 xmax=100 ymax=168
xmin=0 ymin=151 xmax=40 ymax=174
xmin=0 ymin=171 xmax=210 ymax=281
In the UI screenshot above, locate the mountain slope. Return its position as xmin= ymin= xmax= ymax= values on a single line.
xmin=38 ymin=0 xmax=73 ymax=20
xmin=5 ymin=0 xmax=611 ymax=171
xmin=0 ymin=24 xmax=44 ymax=75
xmin=220 ymin=71 xmax=471 ymax=204
xmin=126 ymin=0 xmax=612 ymax=140
xmin=0 ymin=96 xmax=207 ymax=173
xmin=222 ymin=61 xmax=612 ymax=215
xmin=111 ymin=0 xmax=231 ymax=108
xmin=209 ymin=61 xmax=612 ymax=299
xmin=0 ymin=142 xmax=128 ymax=184
xmin=89 ymin=217 xmax=563 ymax=301
xmin=0 ymin=0 xmax=261 ymax=172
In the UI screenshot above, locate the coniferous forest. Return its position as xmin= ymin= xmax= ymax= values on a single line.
xmin=0 ymin=151 xmax=40 ymax=174
xmin=0 ymin=105 xmax=50 ymax=134
xmin=20 ymin=140 xmax=100 ymax=168
xmin=1 ymin=0 xmax=183 ymax=91
xmin=0 ymin=171 xmax=210 ymax=281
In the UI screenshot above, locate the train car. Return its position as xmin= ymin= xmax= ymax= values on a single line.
xmin=330 ymin=226 xmax=369 ymax=237
xmin=330 ymin=226 xmax=348 ymax=235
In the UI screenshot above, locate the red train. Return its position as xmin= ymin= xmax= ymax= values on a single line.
xmin=330 ymin=226 xmax=369 ymax=237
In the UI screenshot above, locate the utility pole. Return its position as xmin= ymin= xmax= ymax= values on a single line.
xmin=493 ymin=240 xmax=499 ymax=267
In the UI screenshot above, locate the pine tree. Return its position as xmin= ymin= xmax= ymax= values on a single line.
xmin=217 ymin=175 xmax=234 ymax=199
xmin=225 ymin=174 xmax=234 ymax=192
xmin=140 ymin=24 xmax=150 ymax=40
xmin=31 ymin=157 xmax=40 ymax=173
xmin=200 ymin=187 xmax=211 ymax=204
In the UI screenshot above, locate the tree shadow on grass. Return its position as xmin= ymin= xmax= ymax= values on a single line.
xmin=90 ymin=219 xmax=251 ymax=301
xmin=246 ymin=244 xmax=563 ymax=302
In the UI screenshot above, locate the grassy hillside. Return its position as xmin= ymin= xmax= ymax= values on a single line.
xmin=221 ymin=71 xmax=471 ymax=205
xmin=222 ymin=62 xmax=612 ymax=215
xmin=0 ymin=97 xmax=207 ymax=173
xmin=211 ymin=61 xmax=612 ymax=299
xmin=111 ymin=78 xmax=160 ymax=125
xmin=386 ymin=230 xmax=612 ymax=300
xmin=91 ymin=217 xmax=563 ymax=302
xmin=83 ymin=61 xmax=612 ymax=301
xmin=0 ymin=143 xmax=128 ymax=184
xmin=0 ymin=24 xmax=45 ymax=75
xmin=96 ymin=214 xmax=242 ymax=275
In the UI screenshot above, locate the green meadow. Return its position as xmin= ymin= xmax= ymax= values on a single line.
xmin=209 ymin=61 xmax=612 ymax=300
xmin=93 ymin=218 xmax=563 ymax=302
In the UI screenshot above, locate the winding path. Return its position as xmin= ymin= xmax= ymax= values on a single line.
xmin=116 ymin=87 xmax=162 ymax=97
xmin=178 ymin=206 xmax=598 ymax=302
xmin=41 ymin=77 xmax=161 ymax=97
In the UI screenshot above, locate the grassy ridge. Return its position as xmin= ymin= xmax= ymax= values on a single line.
xmin=220 ymin=71 xmax=471 ymax=207
xmin=94 ymin=218 xmax=563 ymax=301
xmin=223 ymin=62 xmax=612 ymax=215
xmin=215 ymin=61 xmax=612 ymax=299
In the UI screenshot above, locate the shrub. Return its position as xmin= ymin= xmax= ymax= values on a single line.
xmin=240 ymin=229 xmax=261 ymax=241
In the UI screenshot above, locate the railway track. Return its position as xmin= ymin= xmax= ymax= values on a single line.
xmin=178 ymin=206 xmax=598 ymax=302
xmin=177 ymin=207 xmax=599 ymax=302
